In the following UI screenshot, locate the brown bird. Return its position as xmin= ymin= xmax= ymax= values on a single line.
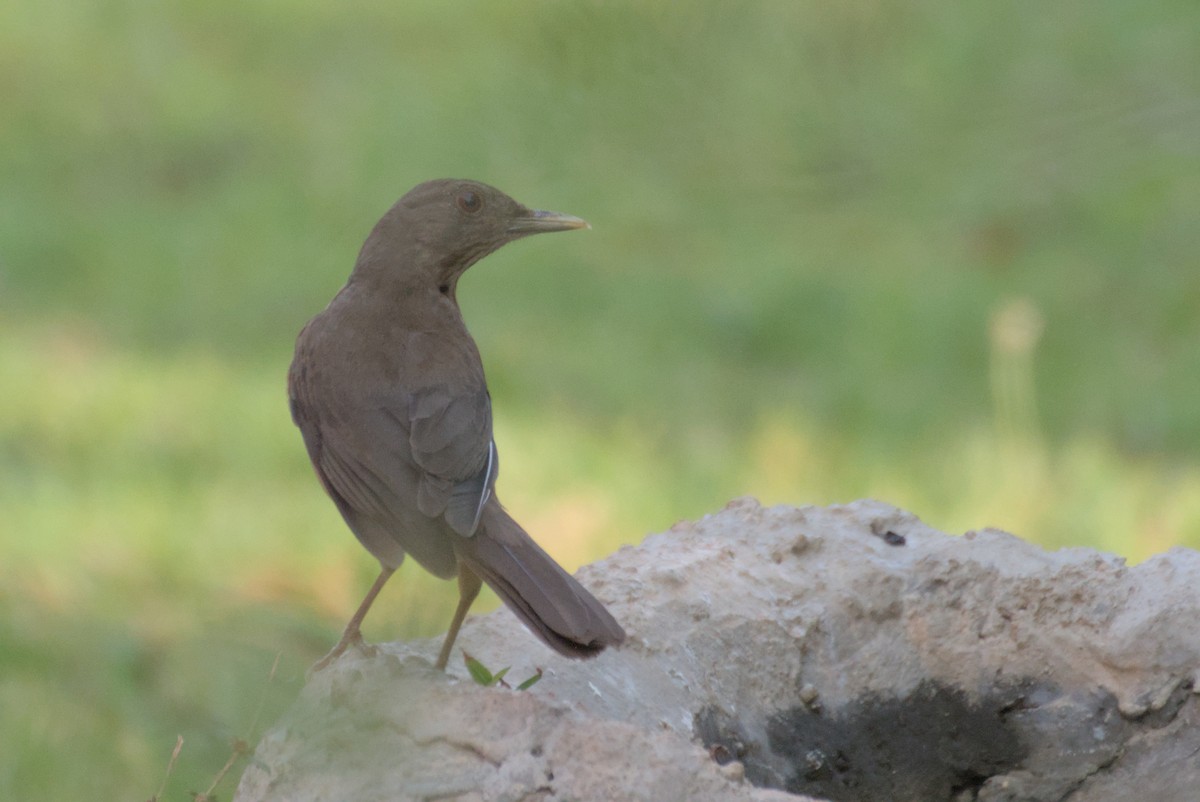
xmin=288 ymin=179 xmax=626 ymax=671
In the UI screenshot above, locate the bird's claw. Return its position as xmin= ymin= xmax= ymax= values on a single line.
xmin=310 ymin=629 xmax=376 ymax=673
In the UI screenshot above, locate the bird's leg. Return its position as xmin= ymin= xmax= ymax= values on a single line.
xmin=312 ymin=565 xmax=395 ymax=672
xmin=435 ymin=565 xmax=482 ymax=670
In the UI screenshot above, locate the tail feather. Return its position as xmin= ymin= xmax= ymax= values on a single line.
xmin=454 ymin=500 xmax=626 ymax=658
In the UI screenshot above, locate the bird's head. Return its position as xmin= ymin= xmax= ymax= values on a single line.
xmin=352 ymin=179 xmax=588 ymax=298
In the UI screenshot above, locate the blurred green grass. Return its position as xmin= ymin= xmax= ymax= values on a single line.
xmin=2 ymin=0 xmax=1199 ymax=798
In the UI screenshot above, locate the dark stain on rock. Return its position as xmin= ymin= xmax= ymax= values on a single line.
xmin=695 ymin=705 xmax=787 ymax=788
xmin=1129 ymin=677 xmax=1194 ymax=729
xmin=699 ymin=679 xmax=1033 ymax=802
xmin=770 ymin=680 xmax=1028 ymax=800
xmin=695 ymin=707 xmax=748 ymax=765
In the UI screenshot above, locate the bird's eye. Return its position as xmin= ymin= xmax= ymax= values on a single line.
xmin=456 ymin=190 xmax=482 ymax=214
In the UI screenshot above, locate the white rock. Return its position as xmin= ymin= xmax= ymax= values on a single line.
xmin=235 ymin=499 xmax=1200 ymax=802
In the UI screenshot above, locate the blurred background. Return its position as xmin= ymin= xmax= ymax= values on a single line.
xmin=2 ymin=0 xmax=1198 ymax=797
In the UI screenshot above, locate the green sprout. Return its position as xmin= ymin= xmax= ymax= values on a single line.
xmin=462 ymin=652 xmax=543 ymax=690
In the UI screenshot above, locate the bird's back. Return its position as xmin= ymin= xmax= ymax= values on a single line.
xmin=288 ymin=285 xmax=487 ymax=578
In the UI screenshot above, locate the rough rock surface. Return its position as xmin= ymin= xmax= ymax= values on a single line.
xmin=235 ymin=499 xmax=1200 ymax=802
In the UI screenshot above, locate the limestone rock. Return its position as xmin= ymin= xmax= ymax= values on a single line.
xmin=235 ymin=499 xmax=1200 ymax=802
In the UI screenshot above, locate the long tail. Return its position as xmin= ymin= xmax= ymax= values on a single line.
xmin=453 ymin=499 xmax=626 ymax=658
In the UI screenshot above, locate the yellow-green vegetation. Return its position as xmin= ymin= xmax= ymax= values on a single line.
xmin=2 ymin=1 xmax=1197 ymax=799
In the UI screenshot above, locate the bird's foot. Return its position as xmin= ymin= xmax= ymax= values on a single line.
xmin=310 ymin=629 xmax=377 ymax=673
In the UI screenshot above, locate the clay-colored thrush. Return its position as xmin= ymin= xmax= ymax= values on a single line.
xmin=288 ymin=179 xmax=626 ymax=670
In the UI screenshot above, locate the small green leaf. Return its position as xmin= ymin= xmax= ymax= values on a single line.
xmin=463 ymin=652 xmax=537 ymax=689
xmin=463 ymin=653 xmax=493 ymax=686
xmin=516 ymin=668 xmax=544 ymax=691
